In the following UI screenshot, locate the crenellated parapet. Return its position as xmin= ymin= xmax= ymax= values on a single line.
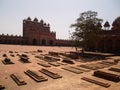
xmin=56 ymin=39 xmax=71 ymax=41
xmin=23 ymin=17 xmax=50 ymax=28
xmin=0 ymin=34 xmax=22 ymax=38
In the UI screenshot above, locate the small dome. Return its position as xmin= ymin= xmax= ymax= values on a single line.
xmin=112 ymin=16 xmax=120 ymax=27
xmin=40 ymin=19 xmax=43 ymax=23
xmin=43 ymin=23 xmax=46 ymax=26
xmin=48 ymin=23 xmax=50 ymax=27
xmin=104 ymin=21 xmax=110 ymax=27
xmin=27 ymin=17 xmax=31 ymax=21
xmin=112 ymin=16 xmax=120 ymax=30
xmin=34 ymin=17 xmax=38 ymax=22
xmin=97 ymin=22 xmax=102 ymax=27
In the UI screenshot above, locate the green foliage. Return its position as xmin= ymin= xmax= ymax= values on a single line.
xmin=70 ymin=11 xmax=103 ymax=51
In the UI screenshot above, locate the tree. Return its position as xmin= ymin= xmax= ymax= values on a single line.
xmin=70 ymin=11 xmax=103 ymax=52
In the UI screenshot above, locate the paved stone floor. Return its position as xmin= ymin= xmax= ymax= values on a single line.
xmin=0 ymin=45 xmax=120 ymax=90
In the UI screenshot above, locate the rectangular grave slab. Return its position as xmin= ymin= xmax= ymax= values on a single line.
xmin=9 ymin=51 xmax=13 ymax=53
xmin=48 ymin=62 xmax=60 ymax=66
xmin=10 ymin=74 xmax=27 ymax=86
xmin=81 ymin=77 xmax=110 ymax=88
xmin=95 ymin=63 xmax=109 ymax=69
xmin=98 ymin=62 xmax=112 ymax=66
xmin=2 ymin=60 xmax=14 ymax=65
xmin=70 ymin=66 xmax=90 ymax=72
xmin=57 ymin=62 xmax=67 ymax=65
xmin=114 ymin=59 xmax=120 ymax=63
xmin=24 ymin=70 xmax=48 ymax=82
xmin=79 ymin=64 xmax=98 ymax=70
xmin=102 ymin=61 xmax=117 ymax=65
xmin=44 ymin=55 xmax=60 ymax=62
xmin=37 ymin=50 xmax=43 ymax=52
xmin=62 ymin=66 xmax=83 ymax=74
xmin=19 ymin=59 xmax=31 ymax=63
xmin=35 ymin=55 xmax=44 ymax=60
xmin=93 ymin=70 xmax=120 ymax=82
xmin=37 ymin=62 xmax=51 ymax=67
xmin=39 ymin=68 xmax=62 ymax=79
xmin=10 ymin=54 xmax=15 ymax=57
xmin=100 ymin=61 xmax=116 ymax=66
xmin=49 ymin=52 xmax=59 ymax=56
xmin=62 ymin=59 xmax=74 ymax=64
xmin=19 ymin=56 xmax=31 ymax=63
xmin=2 ymin=58 xmax=14 ymax=65
xmin=108 ymin=67 xmax=120 ymax=73
xmin=97 ymin=62 xmax=109 ymax=67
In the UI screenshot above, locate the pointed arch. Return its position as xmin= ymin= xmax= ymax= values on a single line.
xmin=49 ymin=40 xmax=53 ymax=45
xmin=41 ymin=39 xmax=46 ymax=45
xmin=32 ymin=39 xmax=37 ymax=45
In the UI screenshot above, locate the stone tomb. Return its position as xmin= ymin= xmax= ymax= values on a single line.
xmin=62 ymin=58 xmax=74 ymax=64
xmin=39 ymin=68 xmax=62 ymax=79
xmin=62 ymin=66 xmax=83 ymax=74
xmin=2 ymin=57 xmax=14 ymax=65
xmin=24 ymin=70 xmax=48 ymax=82
xmin=19 ymin=54 xmax=31 ymax=63
xmin=10 ymin=74 xmax=27 ymax=86
xmin=108 ymin=67 xmax=120 ymax=73
xmin=37 ymin=62 xmax=51 ymax=67
xmin=81 ymin=77 xmax=110 ymax=88
xmin=93 ymin=70 xmax=120 ymax=82
xmin=48 ymin=62 xmax=60 ymax=66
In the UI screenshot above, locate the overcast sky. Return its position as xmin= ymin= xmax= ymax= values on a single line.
xmin=0 ymin=0 xmax=120 ymax=39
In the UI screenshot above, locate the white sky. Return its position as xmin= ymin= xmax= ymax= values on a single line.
xmin=0 ymin=0 xmax=120 ymax=39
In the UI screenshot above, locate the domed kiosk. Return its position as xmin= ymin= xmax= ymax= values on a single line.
xmin=112 ymin=16 xmax=120 ymax=30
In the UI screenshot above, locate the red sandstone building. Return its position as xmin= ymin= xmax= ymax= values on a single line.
xmin=1 ymin=16 xmax=120 ymax=53
xmin=0 ymin=17 xmax=71 ymax=46
xmin=85 ymin=16 xmax=120 ymax=53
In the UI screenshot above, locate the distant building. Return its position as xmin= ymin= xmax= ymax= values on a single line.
xmin=85 ymin=16 xmax=120 ymax=53
xmin=0 ymin=17 xmax=71 ymax=46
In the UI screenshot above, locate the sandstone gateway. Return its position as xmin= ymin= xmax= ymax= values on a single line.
xmin=0 ymin=16 xmax=120 ymax=53
xmin=0 ymin=17 xmax=71 ymax=46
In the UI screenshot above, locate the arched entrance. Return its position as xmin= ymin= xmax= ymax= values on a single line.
xmin=49 ymin=40 xmax=53 ymax=45
xmin=41 ymin=39 xmax=46 ymax=45
xmin=32 ymin=39 xmax=37 ymax=45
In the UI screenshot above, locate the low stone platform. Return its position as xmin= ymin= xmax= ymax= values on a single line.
xmin=39 ymin=68 xmax=62 ymax=79
xmin=37 ymin=62 xmax=51 ymax=67
xmin=24 ymin=70 xmax=48 ymax=82
xmin=93 ymin=70 xmax=120 ymax=82
xmin=81 ymin=77 xmax=110 ymax=88
xmin=10 ymin=74 xmax=27 ymax=86
xmin=62 ymin=66 xmax=83 ymax=74
xmin=2 ymin=58 xmax=14 ymax=65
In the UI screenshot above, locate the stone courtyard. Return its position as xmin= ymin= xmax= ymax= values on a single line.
xmin=0 ymin=44 xmax=120 ymax=90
